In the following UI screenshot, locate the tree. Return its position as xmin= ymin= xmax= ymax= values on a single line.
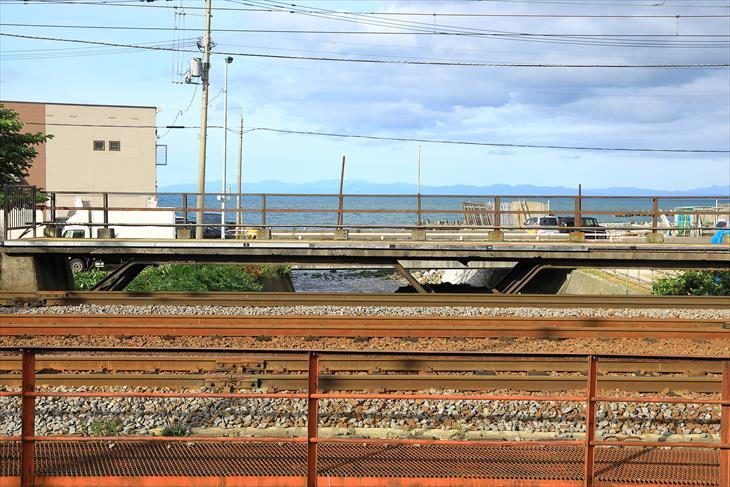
xmin=0 ymin=105 xmax=53 ymax=186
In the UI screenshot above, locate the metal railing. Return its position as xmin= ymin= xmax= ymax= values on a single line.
xmin=0 ymin=347 xmax=727 ymax=487
xmin=1 ymin=185 xmax=38 ymax=240
xmin=3 ymin=187 xmax=730 ymax=239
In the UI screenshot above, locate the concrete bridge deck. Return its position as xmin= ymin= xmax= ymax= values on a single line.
xmin=1 ymin=236 xmax=727 ymax=293
xmin=3 ymin=237 xmax=728 ymax=264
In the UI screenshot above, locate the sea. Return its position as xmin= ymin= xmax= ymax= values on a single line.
xmin=156 ymin=193 xmax=729 ymax=228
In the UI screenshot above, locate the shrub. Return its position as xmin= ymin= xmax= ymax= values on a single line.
xmin=73 ymin=264 xmax=267 ymax=292
xmin=125 ymin=264 xmax=263 ymax=292
xmin=73 ymin=269 xmax=109 ymax=291
xmin=652 ymin=270 xmax=730 ymax=296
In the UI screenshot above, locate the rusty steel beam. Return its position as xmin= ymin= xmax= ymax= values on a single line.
xmin=307 ymin=352 xmax=319 ymax=487
xmin=584 ymin=356 xmax=597 ymax=487
xmin=1 ymin=355 xmax=721 ymax=376
xmin=2 ymin=292 xmax=728 ymax=309
xmin=392 ymin=263 xmax=429 ymax=294
xmin=0 ymin=373 xmax=722 ymax=394
xmin=21 ymin=349 xmax=35 ymax=487
xmin=1 ymin=315 xmax=727 ymax=340
xmin=721 ymin=360 xmax=729 ymax=487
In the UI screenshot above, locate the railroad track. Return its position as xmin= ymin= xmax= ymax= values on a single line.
xmin=1 ymin=291 xmax=728 ymax=309
xmin=0 ymin=355 xmax=722 ymax=393
xmin=1 ymin=314 xmax=727 ymax=339
xmin=1 ymin=354 xmax=721 ymax=375
xmin=0 ymin=372 xmax=719 ymax=393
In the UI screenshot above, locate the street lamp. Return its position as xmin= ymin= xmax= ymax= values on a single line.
xmin=221 ymin=55 xmax=233 ymax=239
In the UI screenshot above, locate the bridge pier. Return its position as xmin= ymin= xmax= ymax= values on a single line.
xmin=0 ymin=253 xmax=74 ymax=292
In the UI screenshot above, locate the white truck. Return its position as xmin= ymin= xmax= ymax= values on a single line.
xmin=62 ymin=209 xmax=176 ymax=272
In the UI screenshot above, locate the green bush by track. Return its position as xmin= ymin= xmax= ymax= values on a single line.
xmin=652 ymin=270 xmax=730 ymax=296
xmin=73 ymin=264 xmax=290 ymax=292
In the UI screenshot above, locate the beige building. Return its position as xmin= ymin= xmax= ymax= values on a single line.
xmin=2 ymin=101 xmax=158 ymax=211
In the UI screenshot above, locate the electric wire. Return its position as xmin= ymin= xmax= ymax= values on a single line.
xmin=2 ymin=33 xmax=728 ymax=67
xmin=16 ymin=121 xmax=729 ymax=153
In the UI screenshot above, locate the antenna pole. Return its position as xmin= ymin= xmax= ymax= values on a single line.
xmin=195 ymin=0 xmax=212 ymax=239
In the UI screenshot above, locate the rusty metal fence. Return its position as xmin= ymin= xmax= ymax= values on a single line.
xmin=0 ymin=347 xmax=727 ymax=487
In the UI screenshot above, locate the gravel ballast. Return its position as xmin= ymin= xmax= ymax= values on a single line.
xmin=0 ymin=386 xmax=720 ymax=440
xmin=3 ymin=304 xmax=730 ymax=320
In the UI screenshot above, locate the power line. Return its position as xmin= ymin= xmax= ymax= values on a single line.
xmin=16 ymin=121 xmax=728 ymax=153
xmin=245 ymin=127 xmax=730 ymax=153
xmin=6 ymin=0 xmax=728 ymax=10
xmin=5 ymin=23 xmax=729 ymax=38
xmin=3 ymin=33 xmax=728 ymax=67
xmin=228 ymin=0 xmax=730 ymax=48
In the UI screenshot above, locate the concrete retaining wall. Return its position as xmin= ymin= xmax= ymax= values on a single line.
xmin=0 ymin=253 xmax=74 ymax=292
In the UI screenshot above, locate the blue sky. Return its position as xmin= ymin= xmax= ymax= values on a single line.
xmin=1 ymin=0 xmax=729 ymax=192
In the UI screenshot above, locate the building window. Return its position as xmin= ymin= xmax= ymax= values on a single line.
xmin=93 ymin=140 xmax=105 ymax=151
xmin=109 ymin=141 xmax=121 ymax=151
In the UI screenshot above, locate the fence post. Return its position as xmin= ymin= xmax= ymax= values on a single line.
xmin=721 ymin=360 xmax=729 ymax=487
xmin=651 ymin=197 xmax=659 ymax=233
xmin=50 ymin=193 xmax=57 ymax=227
xmin=102 ymin=193 xmax=109 ymax=230
xmin=261 ymin=194 xmax=267 ymax=227
xmin=307 ymin=352 xmax=320 ymax=487
xmin=31 ymin=186 xmax=37 ymax=238
xmin=494 ymin=196 xmax=501 ymax=231
xmin=584 ymin=355 xmax=597 ymax=487
xmin=2 ymin=185 xmax=7 ymax=240
xmin=21 ymin=349 xmax=36 ymax=487
xmin=574 ymin=196 xmax=582 ymax=231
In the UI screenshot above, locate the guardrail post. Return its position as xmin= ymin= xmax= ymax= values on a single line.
xmin=182 ymin=193 xmax=188 ymax=225
xmin=21 ymin=349 xmax=36 ymax=487
xmin=651 ymin=197 xmax=659 ymax=233
xmin=307 ymin=352 xmax=320 ymax=487
xmin=721 ymin=360 xmax=729 ymax=487
xmin=584 ymin=355 xmax=597 ymax=487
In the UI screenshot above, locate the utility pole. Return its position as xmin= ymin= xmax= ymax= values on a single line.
xmin=417 ymin=145 xmax=422 ymax=226
xmin=195 ymin=0 xmax=213 ymax=239
xmin=221 ymin=56 xmax=233 ymax=239
xmin=236 ymin=113 xmax=244 ymax=228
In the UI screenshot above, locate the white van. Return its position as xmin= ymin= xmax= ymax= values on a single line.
xmin=524 ymin=216 xmax=561 ymax=235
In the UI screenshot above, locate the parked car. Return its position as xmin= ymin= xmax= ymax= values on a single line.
xmin=558 ymin=216 xmax=607 ymax=239
xmin=523 ymin=216 xmax=561 ymax=235
xmin=176 ymin=213 xmax=236 ymax=239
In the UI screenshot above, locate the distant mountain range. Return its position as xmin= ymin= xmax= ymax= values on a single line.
xmin=159 ymin=180 xmax=730 ymax=197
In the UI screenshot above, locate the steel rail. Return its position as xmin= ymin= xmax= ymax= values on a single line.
xmin=0 ymin=354 xmax=721 ymax=375
xmin=1 ymin=314 xmax=727 ymax=339
xmin=1 ymin=291 xmax=729 ymax=308
xmin=0 ymin=372 xmax=721 ymax=393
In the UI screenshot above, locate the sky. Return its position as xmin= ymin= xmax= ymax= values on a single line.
xmin=1 ymin=0 xmax=729 ymax=192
